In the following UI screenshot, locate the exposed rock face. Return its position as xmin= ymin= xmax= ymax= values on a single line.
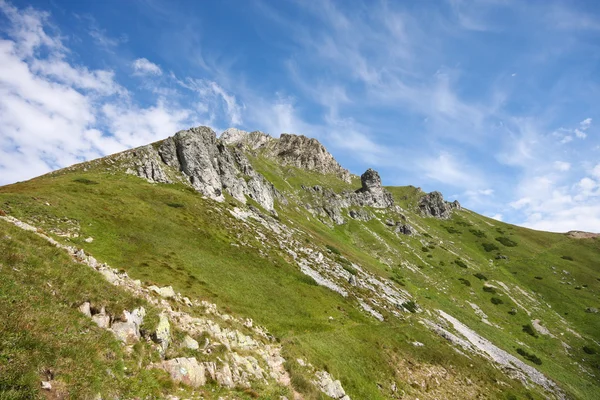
xmin=125 ymin=127 xmax=279 ymax=213
xmin=275 ymin=134 xmax=352 ymax=183
xmin=313 ymin=371 xmax=350 ymax=399
xmin=155 ymin=358 xmax=206 ymax=387
xmin=418 ymin=191 xmax=460 ymax=219
xmin=221 ymin=128 xmax=352 ymax=183
xmin=111 ymin=307 xmax=146 ymax=344
xmin=353 ymin=169 xmax=394 ymax=208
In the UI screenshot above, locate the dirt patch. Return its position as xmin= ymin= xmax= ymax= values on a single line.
xmin=566 ymin=231 xmax=600 ymax=239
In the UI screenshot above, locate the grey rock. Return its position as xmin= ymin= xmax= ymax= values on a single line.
xmin=130 ymin=145 xmax=171 ymax=183
xmin=313 ymin=370 xmax=349 ymax=399
xmin=496 ymin=254 xmax=508 ymax=260
xmin=354 ymin=169 xmax=394 ymax=208
xmin=155 ymin=357 xmax=206 ymax=387
xmin=41 ymin=381 xmax=52 ymax=390
xmin=111 ymin=307 xmax=146 ymax=344
xmin=149 ymin=285 xmax=176 ymax=299
xmin=216 ymin=363 xmax=235 ymax=388
xmin=182 ymin=335 xmax=199 ymax=350
xmin=348 ymin=209 xmax=372 ymax=221
xmin=394 ymin=223 xmax=413 ymax=235
xmin=154 ymin=313 xmax=171 ymax=355
xmin=418 ymin=191 xmax=460 ymax=219
xmin=91 ymin=307 xmax=110 ymax=329
xmin=78 ymin=302 xmax=92 ymax=317
xmin=586 ymin=307 xmax=598 ymax=313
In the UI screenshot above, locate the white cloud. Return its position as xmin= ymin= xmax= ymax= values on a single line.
xmin=420 ymin=152 xmax=483 ymax=190
xmin=490 ymin=214 xmax=503 ymax=221
xmin=132 ymin=58 xmax=162 ymax=76
xmin=553 ymin=161 xmax=571 ymax=171
xmin=580 ymin=117 xmax=592 ymax=130
xmin=0 ymin=3 xmax=198 ymax=185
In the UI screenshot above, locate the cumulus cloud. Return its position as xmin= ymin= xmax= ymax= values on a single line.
xmin=132 ymin=57 xmax=162 ymax=76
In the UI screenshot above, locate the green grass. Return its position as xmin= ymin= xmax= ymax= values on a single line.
xmin=0 ymin=154 xmax=599 ymax=399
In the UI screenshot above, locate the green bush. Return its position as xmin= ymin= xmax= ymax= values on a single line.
xmin=473 ymin=273 xmax=488 ymax=281
xmin=583 ymin=346 xmax=597 ymax=355
xmin=469 ymin=229 xmax=487 ymax=238
xmin=445 ymin=226 xmax=461 ymax=234
xmin=491 ymin=297 xmax=503 ymax=305
xmin=454 ymin=259 xmax=468 ymax=268
xmin=516 ymin=348 xmax=542 ymax=365
xmin=325 ymin=245 xmax=341 ymax=255
xmin=482 ymin=242 xmax=499 ymax=252
xmin=421 ymin=246 xmax=430 ymax=252
xmin=402 ymin=300 xmax=418 ymax=313
xmin=522 ymin=324 xmax=538 ymax=338
xmin=341 ymin=263 xmax=357 ymax=275
xmin=73 ymin=178 xmax=99 ymax=185
xmin=166 ymin=202 xmax=184 ymax=208
xmin=496 ymin=237 xmax=517 ymax=247
xmin=458 ymin=278 xmax=471 ymax=287
xmin=561 ymin=255 xmax=574 ymax=261
xmin=483 ymin=286 xmax=496 ymax=294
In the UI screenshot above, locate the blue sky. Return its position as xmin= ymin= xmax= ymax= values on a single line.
xmin=1 ymin=0 xmax=600 ymax=232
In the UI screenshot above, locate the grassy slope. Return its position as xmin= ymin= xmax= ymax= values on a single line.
xmin=0 ymin=154 xmax=598 ymax=399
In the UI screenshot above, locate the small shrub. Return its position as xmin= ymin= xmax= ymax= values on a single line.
xmin=508 ymin=308 xmax=517 ymax=316
xmin=534 ymin=276 xmax=543 ymax=280
xmin=561 ymin=255 xmax=574 ymax=261
xmin=491 ymin=297 xmax=503 ymax=305
xmin=402 ymin=300 xmax=418 ymax=313
xmin=73 ymin=178 xmax=98 ymax=185
xmin=473 ymin=273 xmax=488 ymax=281
xmin=166 ymin=202 xmax=184 ymax=208
xmin=421 ymin=246 xmax=430 ymax=252
xmin=496 ymin=236 xmax=517 ymax=247
xmin=458 ymin=278 xmax=471 ymax=287
xmin=456 ymin=220 xmax=472 ymax=227
xmin=516 ymin=348 xmax=542 ymax=365
xmin=298 ymin=274 xmax=318 ymax=286
xmin=0 ymin=209 xmax=6 ymax=216
xmin=482 ymin=242 xmax=499 ymax=252
xmin=454 ymin=259 xmax=468 ymax=269
xmin=583 ymin=346 xmax=597 ymax=355
xmin=426 ymin=254 xmax=433 ymax=258
xmin=469 ymin=229 xmax=487 ymax=238
xmin=483 ymin=286 xmax=496 ymax=294
xmin=423 ymin=233 xmax=432 ymax=238
xmin=439 ymin=261 xmax=446 ymax=266
xmin=444 ymin=226 xmax=461 ymax=234
xmin=325 ymin=245 xmax=341 ymax=255
xmin=341 ymin=264 xmax=357 ymax=275
xmin=522 ymin=324 xmax=538 ymax=338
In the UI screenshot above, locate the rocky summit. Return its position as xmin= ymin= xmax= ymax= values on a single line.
xmin=0 ymin=126 xmax=598 ymax=400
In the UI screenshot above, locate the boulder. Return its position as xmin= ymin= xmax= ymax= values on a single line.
xmin=154 ymin=314 xmax=171 ymax=355
xmin=395 ymin=223 xmax=413 ymax=235
xmin=313 ymin=370 xmax=349 ymax=399
xmin=111 ymin=307 xmax=145 ymax=344
xmin=155 ymin=357 xmax=206 ymax=387
xmin=78 ymin=302 xmax=92 ymax=317
xmin=182 ymin=335 xmax=199 ymax=350
xmin=149 ymin=285 xmax=176 ymax=299
xmin=586 ymin=307 xmax=598 ymax=314
xmin=216 ymin=363 xmax=235 ymax=388
xmin=418 ymin=191 xmax=460 ymax=219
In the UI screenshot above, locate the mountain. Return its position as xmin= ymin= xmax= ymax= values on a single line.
xmin=0 ymin=126 xmax=599 ymax=400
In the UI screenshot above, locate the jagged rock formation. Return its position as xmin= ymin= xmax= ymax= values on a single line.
xmin=418 ymin=191 xmax=461 ymax=219
xmin=221 ymin=128 xmax=352 ymax=183
xmin=124 ymin=127 xmax=279 ymax=213
xmin=301 ymin=168 xmax=395 ymax=225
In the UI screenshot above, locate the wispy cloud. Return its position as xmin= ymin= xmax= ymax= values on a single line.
xmin=132 ymin=57 xmax=162 ymax=76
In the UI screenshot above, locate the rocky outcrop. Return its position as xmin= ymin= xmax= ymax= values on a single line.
xmin=418 ymin=191 xmax=460 ymax=219
xmin=221 ymin=128 xmax=352 ymax=183
xmin=352 ymin=169 xmax=394 ymax=208
xmin=301 ymin=169 xmax=394 ymax=225
xmin=313 ymin=371 xmax=351 ymax=400
xmin=124 ymin=127 xmax=279 ymax=213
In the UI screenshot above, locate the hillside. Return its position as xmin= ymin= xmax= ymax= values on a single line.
xmin=0 ymin=126 xmax=599 ymax=400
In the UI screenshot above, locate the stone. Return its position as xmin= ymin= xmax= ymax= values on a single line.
xmin=149 ymin=285 xmax=176 ymax=299
xmin=216 ymin=363 xmax=235 ymax=388
xmin=84 ymin=237 xmax=94 ymax=243
xmin=154 ymin=313 xmax=171 ymax=355
xmin=418 ymin=191 xmax=461 ymax=219
xmin=313 ymin=370 xmax=348 ymax=399
xmin=155 ymin=357 xmax=206 ymax=387
xmin=41 ymin=381 xmax=52 ymax=390
xmin=78 ymin=302 xmax=92 ymax=317
xmin=111 ymin=307 xmax=145 ymax=343
xmin=348 ymin=209 xmax=372 ymax=221
xmin=585 ymin=307 xmax=598 ymax=313
xmin=496 ymin=254 xmax=508 ymax=260
xmin=182 ymin=335 xmax=199 ymax=350
xmin=355 ymin=169 xmax=394 ymax=208
xmin=395 ymin=223 xmax=413 ymax=235
xmin=91 ymin=307 xmax=110 ymax=329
